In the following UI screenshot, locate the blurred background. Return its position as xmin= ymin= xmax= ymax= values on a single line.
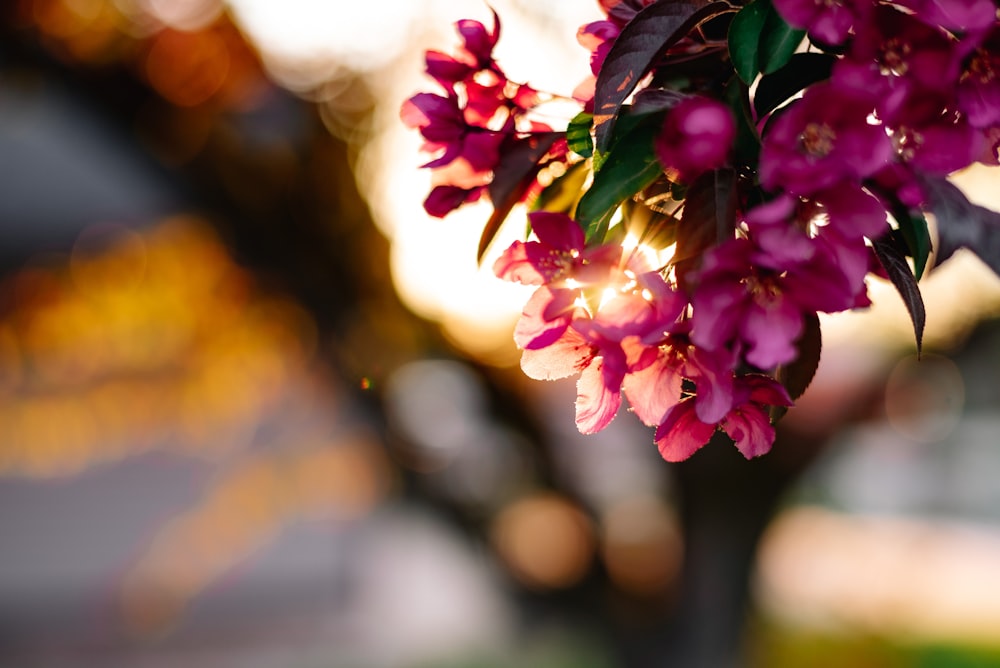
xmin=2 ymin=1 xmax=1000 ymax=666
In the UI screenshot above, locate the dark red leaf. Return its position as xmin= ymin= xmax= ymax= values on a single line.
xmin=478 ymin=132 xmax=563 ymax=263
xmin=872 ymin=235 xmax=925 ymax=355
xmin=771 ymin=313 xmax=822 ymax=421
xmin=920 ymin=175 xmax=1000 ymax=278
xmin=593 ymin=1 xmax=731 ymax=155
xmin=672 ymin=168 xmax=736 ymax=291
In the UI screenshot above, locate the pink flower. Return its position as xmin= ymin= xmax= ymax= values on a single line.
xmin=654 ymin=374 xmax=792 ymax=461
xmin=759 ymin=82 xmax=893 ymax=196
xmin=402 ymin=12 xmax=565 ymax=218
xmin=623 ymin=334 xmax=737 ymax=427
xmin=958 ymin=27 xmax=1000 ymax=130
xmin=772 ymin=0 xmax=857 ymax=46
xmin=690 ymin=237 xmax=856 ymax=369
xmin=745 ymin=189 xmax=883 ymax=304
xmin=895 ymin=0 xmax=997 ymax=33
xmin=833 ymin=6 xmax=965 ymax=124
xmin=425 ymin=13 xmax=501 ymax=92
xmin=494 ymin=211 xmax=623 ymax=287
xmin=655 ymin=96 xmax=735 ymax=182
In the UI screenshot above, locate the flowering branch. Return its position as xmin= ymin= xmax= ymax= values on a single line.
xmin=403 ymin=0 xmax=1000 ymax=461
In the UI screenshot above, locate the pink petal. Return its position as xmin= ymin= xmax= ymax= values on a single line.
xmin=654 ymin=400 xmax=717 ymax=462
xmin=520 ymin=328 xmax=593 ymax=380
xmin=513 ymin=287 xmax=576 ymax=350
xmin=575 ymin=357 xmax=623 ymax=434
xmin=742 ymin=296 xmax=803 ymax=369
xmin=622 ymin=351 xmax=684 ymax=426
xmin=721 ymin=405 xmax=776 ymax=459
xmin=688 ymin=346 xmax=736 ymax=424
xmin=744 ymin=374 xmax=794 ymax=407
xmin=494 ymin=240 xmax=545 ymax=284
xmin=529 ymin=211 xmax=585 ymax=252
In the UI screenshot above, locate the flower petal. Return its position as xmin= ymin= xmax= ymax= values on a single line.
xmin=654 ymin=399 xmax=717 ymax=462
xmin=722 ymin=406 xmax=776 ymax=459
xmin=575 ymin=357 xmax=623 ymax=434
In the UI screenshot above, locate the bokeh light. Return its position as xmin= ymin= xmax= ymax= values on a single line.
xmin=600 ymin=495 xmax=683 ymax=597
xmin=491 ymin=492 xmax=595 ymax=590
xmin=0 ymin=217 xmax=322 ymax=475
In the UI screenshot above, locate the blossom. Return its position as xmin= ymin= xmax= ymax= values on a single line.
xmin=690 ymin=237 xmax=856 ymax=369
xmin=498 ymin=215 xmax=690 ymax=435
xmin=745 ymin=188 xmax=884 ymax=303
xmin=891 ymin=100 xmax=985 ymax=175
xmin=772 ymin=0 xmax=857 ymax=46
xmin=655 ymin=374 xmax=793 ymax=461
xmin=894 ymin=0 xmax=997 ymax=34
xmin=759 ymin=82 xmax=893 ymax=196
xmin=655 ymin=96 xmax=735 ymax=182
xmin=623 ymin=334 xmax=736 ymax=426
xmin=401 ymin=12 xmax=562 ymax=218
xmin=424 ymin=13 xmax=501 ymax=93
xmin=958 ymin=27 xmax=1000 ymax=129
xmin=833 ymin=6 xmax=964 ymax=124
xmin=493 ymin=211 xmax=621 ymax=287
xmin=405 ymin=1 xmax=1000 ymax=464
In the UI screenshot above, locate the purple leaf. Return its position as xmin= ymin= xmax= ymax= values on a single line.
xmin=593 ymin=1 xmax=732 ymax=154
xmin=920 ymin=176 xmax=1000 ymax=278
xmin=672 ymin=169 xmax=735 ymax=291
xmin=872 ymin=235 xmax=925 ymax=355
xmin=478 ymin=132 xmax=563 ymax=263
xmin=771 ymin=313 xmax=821 ymax=422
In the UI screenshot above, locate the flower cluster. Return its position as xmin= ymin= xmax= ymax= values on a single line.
xmin=400 ymin=12 xmax=568 ymax=217
xmin=403 ymin=0 xmax=1000 ymax=461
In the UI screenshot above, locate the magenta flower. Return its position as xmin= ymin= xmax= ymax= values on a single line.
xmin=400 ymin=93 xmax=505 ymax=171
xmin=512 ymin=283 xmax=681 ymax=435
xmin=759 ymin=82 xmax=893 ymax=196
xmin=958 ymin=27 xmax=1000 ymax=130
xmin=894 ymin=0 xmax=997 ymax=34
xmin=655 ymin=96 xmax=735 ymax=182
xmin=834 ymin=6 xmax=965 ymax=124
xmin=654 ymin=374 xmax=792 ymax=461
xmin=499 ymin=215 xmax=691 ymax=436
xmin=772 ymin=0 xmax=857 ymax=46
xmin=746 ymin=187 xmax=887 ymax=281
xmin=690 ymin=237 xmax=856 ymax=369
xmin=622 ymin=334 xmax=737 ymax=427
xmin=424 ymin=13 xmax=501 ymax=90
xmin=895 ymin=113 xmax=985 ymax=175
xmin=493 ymin=211 xmax=621 ymax=286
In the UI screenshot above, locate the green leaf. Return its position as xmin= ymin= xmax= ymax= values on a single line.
xmin=621 ymin=179 xmax=683 ymax=250
xmin=728 ymin=0 xmax=770 ymax=84
xmin=893 ymin=206 xmax=932 ymax=281
xmin=872 ymin=234 xmax=925 ymax=355
xmin=531 ymin=160 xmax=591 ymax=216
xmin=576 ymin=113 xmax=663 ymax=243
xmin=593 ymin=1 xmax=731 ymax=153
xmin=758 ymin=4 xmax=806 ymax=75
xmin=753 ymin=52 xmax=835 ymax=117
xmin=723 ymin=77 xmax=760 ymax=165
xmin=566 ymin=112 xmax=594 ymax=158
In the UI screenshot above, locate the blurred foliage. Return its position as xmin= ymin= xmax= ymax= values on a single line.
xmin=748 ymin=618 xmax=1000 ymax=668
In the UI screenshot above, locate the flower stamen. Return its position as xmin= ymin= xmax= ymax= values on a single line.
xmin=799 ymin=122 xmax=837 ymax=158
